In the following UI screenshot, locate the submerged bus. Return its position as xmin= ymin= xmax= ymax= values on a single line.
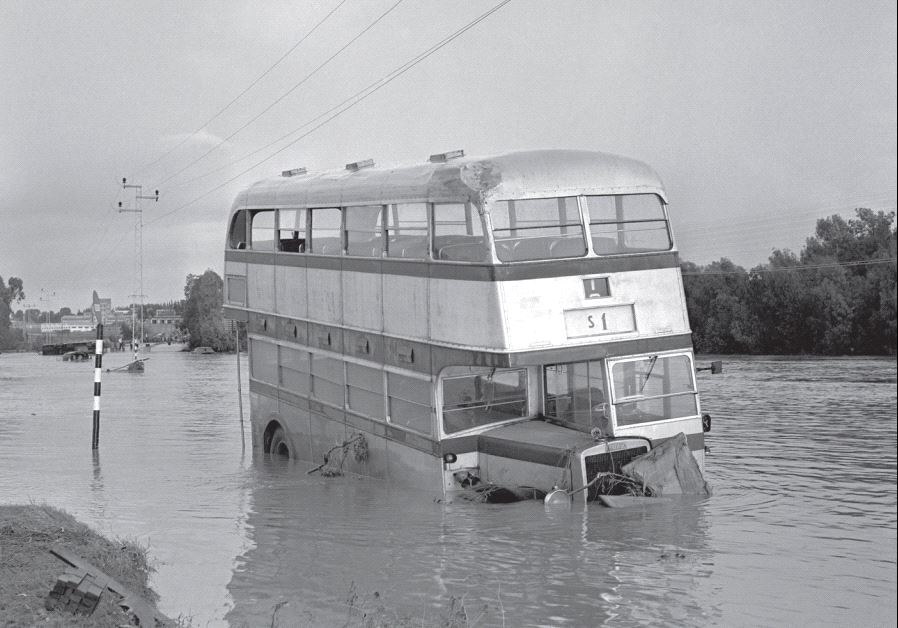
xmin=223 ymin=149 xmax=709 ymax=502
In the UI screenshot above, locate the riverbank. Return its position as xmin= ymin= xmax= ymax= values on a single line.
xmin=0 ymin=504 xmax=169 ymax=627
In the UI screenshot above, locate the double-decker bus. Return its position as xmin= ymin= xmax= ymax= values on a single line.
xmin=223 ymin=149 xmax=708 ymax=502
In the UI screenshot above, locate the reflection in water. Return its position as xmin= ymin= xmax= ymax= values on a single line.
xmin=89 ymin=448 xmax=105 ymax=523
xmin=0 ymin=351 xmax=894 ymax=626
xmin=225 ymin=456 xmax=715 ymax=627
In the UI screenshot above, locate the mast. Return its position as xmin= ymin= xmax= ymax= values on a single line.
xmin=119 ymin=179 xmax=158 ymax=365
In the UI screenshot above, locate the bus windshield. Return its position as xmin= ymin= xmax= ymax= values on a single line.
xmin=586 ymin=194 xmax=671 ymax=254
xmin=610 ymin=354 xmax=697 ymax=426
xmin=491 ymin=197 xmax=586 ymax=261
xmin=442 ymin=369 xmax=528 ymax=434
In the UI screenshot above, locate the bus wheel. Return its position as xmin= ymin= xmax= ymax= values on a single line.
xmin=269 ymin=427 xmax=292 ymax=458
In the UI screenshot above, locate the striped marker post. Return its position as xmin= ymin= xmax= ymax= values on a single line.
xmin=92 ymin=324 xmax=103 ymax=449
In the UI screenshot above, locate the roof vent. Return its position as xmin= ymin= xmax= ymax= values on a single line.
xmin=429 ymin=149 xmax=465 ymax=163
xmin=281 ymin=167 xmax=307 ymax=177
xmin=345 ymin=158 xmax=375 ymax=172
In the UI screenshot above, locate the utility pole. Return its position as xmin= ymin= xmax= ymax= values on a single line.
xmin=119 ymin=179 xmax=158 ymax=357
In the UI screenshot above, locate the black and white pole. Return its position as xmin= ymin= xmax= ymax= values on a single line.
xmin=92 ymin=324 xmax=103 ymax=449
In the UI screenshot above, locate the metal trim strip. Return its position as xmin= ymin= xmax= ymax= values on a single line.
xmin=225 ymin=249 xmax=680 ymax=281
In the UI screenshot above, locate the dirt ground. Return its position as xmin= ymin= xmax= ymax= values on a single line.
xmin=0 ymin=503 xmax=169 ymax=627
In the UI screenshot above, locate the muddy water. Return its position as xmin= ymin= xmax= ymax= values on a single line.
xmin=0 ymin=349 xmax=895 ymax=626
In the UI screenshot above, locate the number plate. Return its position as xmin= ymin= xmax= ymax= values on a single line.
xmin=563 ymin=304 xmax=636 ymax=338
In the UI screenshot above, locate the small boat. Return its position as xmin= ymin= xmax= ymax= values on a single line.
xmin=192 ymin=346 xmax=215 ymax=354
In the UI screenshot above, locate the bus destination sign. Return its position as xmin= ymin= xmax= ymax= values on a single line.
xmin=563 ymin=304 xmax=636 ymax=338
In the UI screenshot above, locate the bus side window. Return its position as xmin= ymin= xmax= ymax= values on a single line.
xmin=386 ymin=203 xmax=428 ymax=259
xmin=228 ymin=210 xmax=247 ymax=249
xmin=250 ymin=210 xmax=276 ymax=251
xmin=278 ymin=208 xmax=306 ymax=253
xmin=433 ymin=203 xmax=486 ymax=262
xmin=346 ymin=205 xmax=384 ymax=257
xmin=309 ymin=207 xmax=343 ymax=254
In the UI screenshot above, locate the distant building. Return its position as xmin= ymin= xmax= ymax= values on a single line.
xmin=60 ymin=315 xmax=95 ymax=332
xmin=91 ymin=291 xmax=114 ymax=324
xmin=144 ymin=308 xmax=181 ymax=340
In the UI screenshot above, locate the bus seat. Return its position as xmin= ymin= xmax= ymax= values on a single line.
xmin=438 ymin=242 xmax=487 ymax=262
xmin=549 ymin=237 xmax=586 ymax=258
xmin=347 ymin=238 xmax=383 ymax=257
xmin=494 ymin=239 xmax=518 ymax=261
xmin=313 ymin=237 xmax=343 ymax=255
xmin=399 ymin=241 xmax=428 ymax=259
xmin=508 ymin=237 xmax=555 ymax=261
xmin=592 ymin=237 xmax=620 ymax=255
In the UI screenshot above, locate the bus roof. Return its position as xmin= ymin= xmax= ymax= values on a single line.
xmin=234 ymin=149 xmax=667 ymax=210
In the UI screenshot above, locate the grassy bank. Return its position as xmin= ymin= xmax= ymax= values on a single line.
xmin=0 ymin=503 xmax=167 ymax=627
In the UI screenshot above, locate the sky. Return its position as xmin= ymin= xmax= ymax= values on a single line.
xmin=1 ymin=0 xmax=896 ymax=313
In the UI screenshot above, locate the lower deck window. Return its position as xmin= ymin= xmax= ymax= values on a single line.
xmin=544 ymin=360 xmax=609 ymax=433
xmin=388 ymin=372 xmax=431 ymax=435
xmin=611 ymin=354 xmax=697 ymax=426
xmin=311 ymin=354 xmax=345 ymax=405
xmin=347 ymin=362 xmax=385 ymax=419
xmin=249 ymin=338 xmax=278 ymax=385
xmin=442 ymin=369 xmax=527 ymax=434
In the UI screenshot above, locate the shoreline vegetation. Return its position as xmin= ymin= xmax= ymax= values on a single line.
xmin=683 ymin=209 xmax=895 ymax=356
xmin=0 ymin=504 xmax=174 ymax=627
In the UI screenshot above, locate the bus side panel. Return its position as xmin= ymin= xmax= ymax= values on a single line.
xmin=308 ymin=409 xmax=349 ymax=469
xmin=383 ymin=274 xmax=428 ymax=339
xmin=430 ymin=279 xmax=506 ymax=349
xmin=250 ymin=389 xmax=279 ymax=451
xmin=343 ymin=268 xmax=384 ymax=331
xmin=247 ymin=263 xmax=275 ymax=311
xmin=385 ymin=440 xmax=442 ymax=492
xmin=275 ymin=264 xmax=308 ymax=319
xmin=343 ymin=429 xmax=389 ymax=479
xmin=307 ymin=267 xmax=342 ymax=324
xmin=278 ymin=399 xmax=314 ymax=462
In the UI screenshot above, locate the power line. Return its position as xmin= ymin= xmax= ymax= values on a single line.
xmin=681 ymin=258 xmax=897 ymax=275
xmin=135 ymin=0 xmax=350 ymax=178
xmin=148 ymin=0 xmax=514 ymax=225
xmin=152 ymin=0 xmax=407 ymax=189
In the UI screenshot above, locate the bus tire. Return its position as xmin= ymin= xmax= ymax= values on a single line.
xmin=269 ymin=427 xmax=292 ymax=458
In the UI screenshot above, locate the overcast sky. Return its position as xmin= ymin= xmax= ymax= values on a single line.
xmin=2 ymin=0 xmax=895 ymax=312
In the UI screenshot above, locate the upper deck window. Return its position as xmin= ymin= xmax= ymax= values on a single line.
xmin=386 ymin=203 xmax=429 ymax=259
xmin=491 ymin=197 xmax=586 ymax=261
xmin=250 ymin=210 xmax=276 ymax=251
xmin=611 ymin=354 xmax=697 ymax=426
xmin=346 ymin=205 xmax=384 ymax=257
xmin=278 ymin=209 xmax=306 ymax=253
xmin=585 ymin=194 xmax=671 ymax=255
xmin=442 ymin=368 xmax=527 ymax=434
xmin=309 ymin=208 xmax=343 ymax=255
xmin=228 ymin=210 xmax=247 ymax=249
xmin=432 ymin=203 xmax=487 ymax=262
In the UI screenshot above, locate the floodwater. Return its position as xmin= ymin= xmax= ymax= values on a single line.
xmin=0 ymin=348 xmax=895 ymax=627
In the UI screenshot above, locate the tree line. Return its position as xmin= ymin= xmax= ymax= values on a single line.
xmin=682 ymin=209 xmax=896 ymax=355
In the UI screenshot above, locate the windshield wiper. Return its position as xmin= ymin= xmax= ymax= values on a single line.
xmin=638 ymin=355 xmax=658 ymax=393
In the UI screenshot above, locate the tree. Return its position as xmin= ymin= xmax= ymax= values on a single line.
xmin=682 ymin=209 xmax=896 ymax=355
xmin=0 ymin=276 xmax=25 ymax=349
xmin=181 ymin=270 xmax=234 ymax=351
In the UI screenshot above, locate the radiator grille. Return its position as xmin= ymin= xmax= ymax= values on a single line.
xmin=584 ymin=446 xmax=648 ymax=501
